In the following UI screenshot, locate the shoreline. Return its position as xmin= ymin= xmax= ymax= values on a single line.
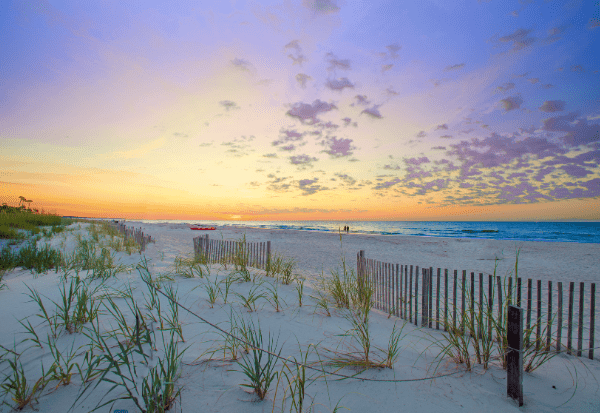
xmin=123 ymin=221 xmax=600 ymax=284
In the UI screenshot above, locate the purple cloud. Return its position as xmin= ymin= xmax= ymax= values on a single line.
xmin=326 ymin=78 xmax=354 ymax=91
xmin=327 ymin=53 xmax=351 ymax=71
xmin=290 ymin=154 xmax=318 ymax=165
xmin=296 ymin=73 xmax=312 ymax=88
xmin=353 ymin=95 xmax=370 ymax=106
xmin=496 ymin=28 xmax=535 ymax=51
xmin=374 ymin=177 xmax=401 ymax=190
xmin=219 ymin=100 xmax=238 ymax=111
xmin=445 ymin=63 xmax=465 ymax=71
xmin=385 ymin=43 xmax=401 ymax=59
xmin=542 ymin=113 xmax=600 ymax=146
xmin=287 ymin=99 xmax=337 ymax=124
xmin=561 ymin=165 xmax=593 ymax=178
xmin=436 ymin=124 xmax=449 ymax=130
xmin=496 ymin=82 xmax=515 ymax=93
xmin=361 ymin=105 xmax=383 ymax=119
xmin=320 ymin=136 xmax=357 ymax=157
xmin=500 ymin=95 xmax=523 ymax=111
xmin=231 ymin=58 xmax=252 ymax=71
xmin=298 ymin=178 xmax=328 ymax=195
xmin=404 ymin=156 xmax=430 ymax=166
xmin=539 ymin=100 xmax=566 ymax=112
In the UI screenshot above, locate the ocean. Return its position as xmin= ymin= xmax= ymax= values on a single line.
xmin=101 ymin=219 xmax=600 ymax=244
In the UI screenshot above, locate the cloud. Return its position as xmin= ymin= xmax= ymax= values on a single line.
xmin=416 ymin=131 xmax=427 ymax=138
xmin=444 ymin=63 xmax=465 ymax=71
xmin=374 ymin=177 xmax=401 ymax=190
xmin=296 ymin=73 xmax=312 ymax=88
xmin=542 ymin=112 xmax=600 ymax=146
xmin=386 ymin=87 xmax=399 ymax=96
xmin=571 ymin=65 xmax=585 ymax=73
xmin=326 ymin=53 xmax=351 ymax=71
xmin=285 ymin=40 xmax=306 ymax=65
xmin=352 ymin=95 xmax=370 ymax=106
xmin=272 ymin=128 xmax=304 ymax=146
xmin=266 ymin=174 xmax=292 ymax=192
xmin=496 ymin=82 xmax=515 ymax=93
xmin=500 ymin=95 xmax=523 ymax=111
xmin=298 ymin=178 xmax=329 ymax=195
xmin=231 ymin=58 xmax=252 ymax=71
xmin=495 ymin=28 xmax=535 ymax=51
xmin=326 ymin=77 xmax=354 ymax=91
xmin=320 ymin=136 xmax=357 ymax=157
xmin=303 ymin=0 xmax=340 ymax=14
xmin=436 ymin=124 xmax=449 ymax=130
xmin=382 ymin=64 xmax=393 ymax=73
xmin=287 ymin=99 xmax=337 ymax=124
xmin=361 ymin=105 xmax=382 ymax=118
xmin=288 ymin=54 xmax=307 ymax=65
xmin=527 ymin=78 xmax=539 ymax=84
xmin=589 ymin=18 xmax=600 ymax=30
xmin=219 ymin=100 xmax=239 ymax=111
xmin=440 ymin=135 xmax=453 ymax=139
xmin=539 ymin=100 xmax=566 ymax=112
xmin=432 ymin=146 xmax=446 ymax=150
xmin=404 ymin=156 xmax=430 ymax=166
xmin=342 ymin=117 xmax=352 ymax=126
xmin=334 ymin=173 xmax=357 ymax=186
xmin=290 ymin=154 xmax=318 ymax=165
xmin=385 ymin=43 xmax=401 ymax=59
xmin=383 ymin=164 xmax=401 ymax=170
xmin=561 ymin=164 xmax=593 ymax=178
xmin=220 ymin=135 xmax=256 ymax=157
xmin=263 ymin=153 xmax=278 ymax=158
xmin=284 ymin=40 xmax=301 ymax=53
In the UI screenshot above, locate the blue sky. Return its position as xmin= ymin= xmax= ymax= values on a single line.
xmin=1 ymin=0 xmax=599 ymax=220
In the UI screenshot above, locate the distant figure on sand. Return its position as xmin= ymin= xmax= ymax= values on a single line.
xmin=343 ymin=225 xmax=349 ymax=233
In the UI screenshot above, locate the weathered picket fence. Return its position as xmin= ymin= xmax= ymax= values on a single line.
xmin=109 ymin=222 xmax=155 ymax=252
xmin=193 ymin=234 xmax=271 ymax=270
xmin=356 ymin=250 xmax=597 ymax=361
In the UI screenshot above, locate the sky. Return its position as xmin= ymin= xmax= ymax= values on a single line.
xmin=1 ymin=0 xmax=600 ymax=221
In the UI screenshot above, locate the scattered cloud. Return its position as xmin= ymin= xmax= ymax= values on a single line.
xmin=500 ymin=95 xmax=523 ymax=111
xmin=361 ymin=105 xmax=383 ymax=119
xmin=444 ymin=63 xmax=465 ymax=71
xmin=319 ymin=136 xmax=357 ymax=157
xmin=296 ymin=73 xmax=312 ymax=88
xmin=290 ymin=154 xmax=318 ymax=166
xmin=287 ymin=99 xmax=337 ymax=124
xmin=539 ymin=100 xmax=566 ymax=112
xmin=219 ymin=100 xmax=239 ymax=111
xmin=231 ymin=58 xmax=252 ymax=71
xmin=326 ymin=77 xmax=354 ymax=91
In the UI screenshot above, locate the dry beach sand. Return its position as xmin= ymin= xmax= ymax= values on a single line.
xmin=0 ymin=221 xmax=599 ymax=412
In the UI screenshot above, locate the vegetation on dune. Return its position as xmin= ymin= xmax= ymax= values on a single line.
xmin=0 ymin=205 xmax=595 ymax=412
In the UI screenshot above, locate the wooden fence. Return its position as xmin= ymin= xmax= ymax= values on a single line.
xmin=193 ymin=235 xmax=271 ymax=270
xmin=109 ymin=222 xmax=155 ymax=252
xmin=357 ymin=250 xmax=597 ymax=361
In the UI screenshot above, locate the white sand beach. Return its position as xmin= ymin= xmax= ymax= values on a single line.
xmin=0 ymin=221 xmax=599 ymax=413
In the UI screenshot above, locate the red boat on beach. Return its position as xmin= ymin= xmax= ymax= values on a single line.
xmin=190 ymin=227 xmax=216 ymax=230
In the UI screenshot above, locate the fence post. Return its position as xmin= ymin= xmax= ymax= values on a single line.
xmin=507 ymin=305 xmax=524 ymax=407
xmin=421 ymin=268 xmax=430 ymax=327
xmin=358 ymin=250 xmax=365 ymax=283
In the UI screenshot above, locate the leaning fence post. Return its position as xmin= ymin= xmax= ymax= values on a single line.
xmin=507 ymin=305 xmax=524 ymax=407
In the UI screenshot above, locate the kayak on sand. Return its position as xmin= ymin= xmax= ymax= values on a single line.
xmin=190 ymin=227 xmax=216 ymax=230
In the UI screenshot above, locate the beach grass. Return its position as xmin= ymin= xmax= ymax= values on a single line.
xmin=0 ymin=209 xmax=597 ymax=412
